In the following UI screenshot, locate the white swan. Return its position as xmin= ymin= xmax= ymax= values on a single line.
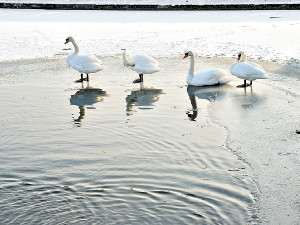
xmin=183 ymin=51 xmax=231 ymax=86
xmin=65 ymin=36 xmax=104 ymax=82
xmin=122 ymin=49 xmax=161 ymax=83
xmin=230 ymin=51 xmax=271 ymax=87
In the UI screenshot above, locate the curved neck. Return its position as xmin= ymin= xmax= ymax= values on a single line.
xmin=71 ymin=40 xmax=80 ymax=55
xmin=123 ymin=50 xmax=133 ymax=66
xmin=188 ymin=52 xmax=195 ymax=76
xmin=239 ymin=53 xmax=247 ymax=62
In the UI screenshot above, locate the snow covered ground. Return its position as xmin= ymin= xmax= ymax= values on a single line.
xmin=0 ymin=9 xmax=299 ymax=63
xmin=1 ymin=0 xmax=299 ymax=5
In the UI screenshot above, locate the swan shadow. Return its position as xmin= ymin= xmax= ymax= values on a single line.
xmin=70 ymin=82 xmax=109 ymax=124
xmin=126 ymin=83 xmax=165 ymax=116
xmin=186 ymin=85 xmax=229 ymax=121
xmin=238 ymin=86 xmax=266 ymax=109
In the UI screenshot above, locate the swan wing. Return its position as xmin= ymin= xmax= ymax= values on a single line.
xmin=132 ymin=54 xmax=159 ymax=67
xmin=127 ymin=54 xmax=160 ymax=74
xmin=71 ymin=55 xmax=102 ymax=65
xmin=68 ymin=55 xmax=104 ymax=73
xmin=230 ymin=62 xmax=269 ymax=80
xmin=191 ymin=68 xmax=231 ymax=86
xmin=129 ymin=63 xmax=161 ymax=75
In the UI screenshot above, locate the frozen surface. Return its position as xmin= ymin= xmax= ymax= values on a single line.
xmin=0 ymin=9 xmax=300 ymax=63
xmin=1 ymin=0 xmax=299 ymax=5
xmin=0 ymin=8 xmax=299 ymax=225
xmin=208 ymin=59 xmax=300 ymax=225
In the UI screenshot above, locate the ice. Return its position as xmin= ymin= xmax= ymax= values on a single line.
xmin=0 ymin=9 xmax=299 ymax=63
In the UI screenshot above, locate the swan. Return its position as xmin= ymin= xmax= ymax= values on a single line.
xmin=122 ymin=49 xmax=161 ymax=83
xmin=183 ymin=51 xmax=231 ymax=86
xmin=65 ymin=36 xmax=104 ymax=82
xmin=230 ymin=51 xmax=271 ymax=87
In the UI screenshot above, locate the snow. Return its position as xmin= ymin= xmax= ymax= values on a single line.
xmin=0 ymin=0 xmax=299 ymax=5
xmin=0 ymin=9 xmax=299 ymax=63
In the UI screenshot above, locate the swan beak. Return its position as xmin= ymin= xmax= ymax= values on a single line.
xmin=237 ymin=54 xmax=241 ymax=61
xmin=183 ymin=54 xmax=188 ymax=59
xmin=64 ymin=40 xmax=69 ymax=44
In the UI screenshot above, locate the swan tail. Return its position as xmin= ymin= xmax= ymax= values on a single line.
xmin=82 ymin=64 xmax=105 ymax=73
xmin=218 ymin=77 xmax=232 ymax=84
xmin=252 ymin=74 xmax=271 ymax=80
xmin=263 ymin=74 xmax=271 ymax=79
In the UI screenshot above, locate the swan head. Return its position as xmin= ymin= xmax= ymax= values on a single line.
xmin=65 ymin=36 xmax=75 ymax=44
xmin=237 ymin=51 xmax=247 ymax=62
xmin=121 ymin=49 xmax=134 ymax=67
xmin=183 ymin=51 xmax=194 ymax=59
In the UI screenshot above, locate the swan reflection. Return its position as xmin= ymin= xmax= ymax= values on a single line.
xmin=186 ymin=86 xmax=227 ymax=121
xmin=126 ymin=83 xmax=164 ymax=116
xmin=240 ymin=86 xmax=265 ymax=109
xmin=70 ymin=83 xmax=108 ymax=123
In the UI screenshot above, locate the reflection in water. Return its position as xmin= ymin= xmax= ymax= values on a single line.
xmin=126 ymin=83 xmax=164 ymax=116
xmin=240 ymin=86 xmax=265 ymax=109
xmin=186 ymin=86 xmax=227 ymax=121
xmin=70 ymin=83 xmax=108 ymax=124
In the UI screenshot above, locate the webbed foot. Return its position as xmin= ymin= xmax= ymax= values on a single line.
xmin=75 ymin=79 xmax=84 ymax=83
xmin=133 ymin=78 xmax=142 ymax=83
xmin=237 ymin=80 xmax=251 ymax=88
xmin=236 ymin=83 xmax=251 ymax=88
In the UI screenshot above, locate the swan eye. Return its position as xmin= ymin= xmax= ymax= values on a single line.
xmin=238 ymin=54 xmax=241 ymax=57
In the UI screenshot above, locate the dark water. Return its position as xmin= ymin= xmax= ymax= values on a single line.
xmin=0 ymin=57 xmax=257 ymax=224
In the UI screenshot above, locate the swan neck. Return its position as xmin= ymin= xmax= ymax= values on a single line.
xmin=189 ymin=53 xmax=195 ymax=76
xmin=240 ymin=53 xmax=247 ymax=62
xmin=123 ymin=50 xmax=133 ymax=66
xmin=72 ymin=40 xmax=80 ymax=55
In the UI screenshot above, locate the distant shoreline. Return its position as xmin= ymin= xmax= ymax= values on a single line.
xmin=0 ymin=2 xmax=299 ymax=10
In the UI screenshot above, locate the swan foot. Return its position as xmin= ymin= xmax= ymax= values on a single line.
xmin=133 ymin=78 xmax=142 ymax=83
xmin=133 ymin=74 xmax=144 ymax=83
xmin=236 ymin=84 xmax=251 ymax=88
xmin=75 ymin=74 xmax=89 ymax=83
xmin=75 ymin=78 xmax=84 ymax=83
xmin=75 ymin=74 xmax=84 ymax=83
xmin=236 ymin=80 xmax=252 ymax=88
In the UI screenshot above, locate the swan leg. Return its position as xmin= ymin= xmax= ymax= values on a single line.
xmin=133 ymin=74 xmax=143 ymax=83
xmin=250 ymin=81 xmax=252 ymax=86
xmin=86 ymin=74 xmax=89 ymax=81
xmin=140 ymin=74 xmax=143 ymax=83
xmin=75 ymin=74 xmax=84 ymax=83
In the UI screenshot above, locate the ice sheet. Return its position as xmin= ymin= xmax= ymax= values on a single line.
xmin=0 ymin=9 xmax=299 ymax=63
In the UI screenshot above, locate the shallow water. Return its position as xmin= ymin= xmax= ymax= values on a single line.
xmin=1 ymin=56 xmax=260 ymax=224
